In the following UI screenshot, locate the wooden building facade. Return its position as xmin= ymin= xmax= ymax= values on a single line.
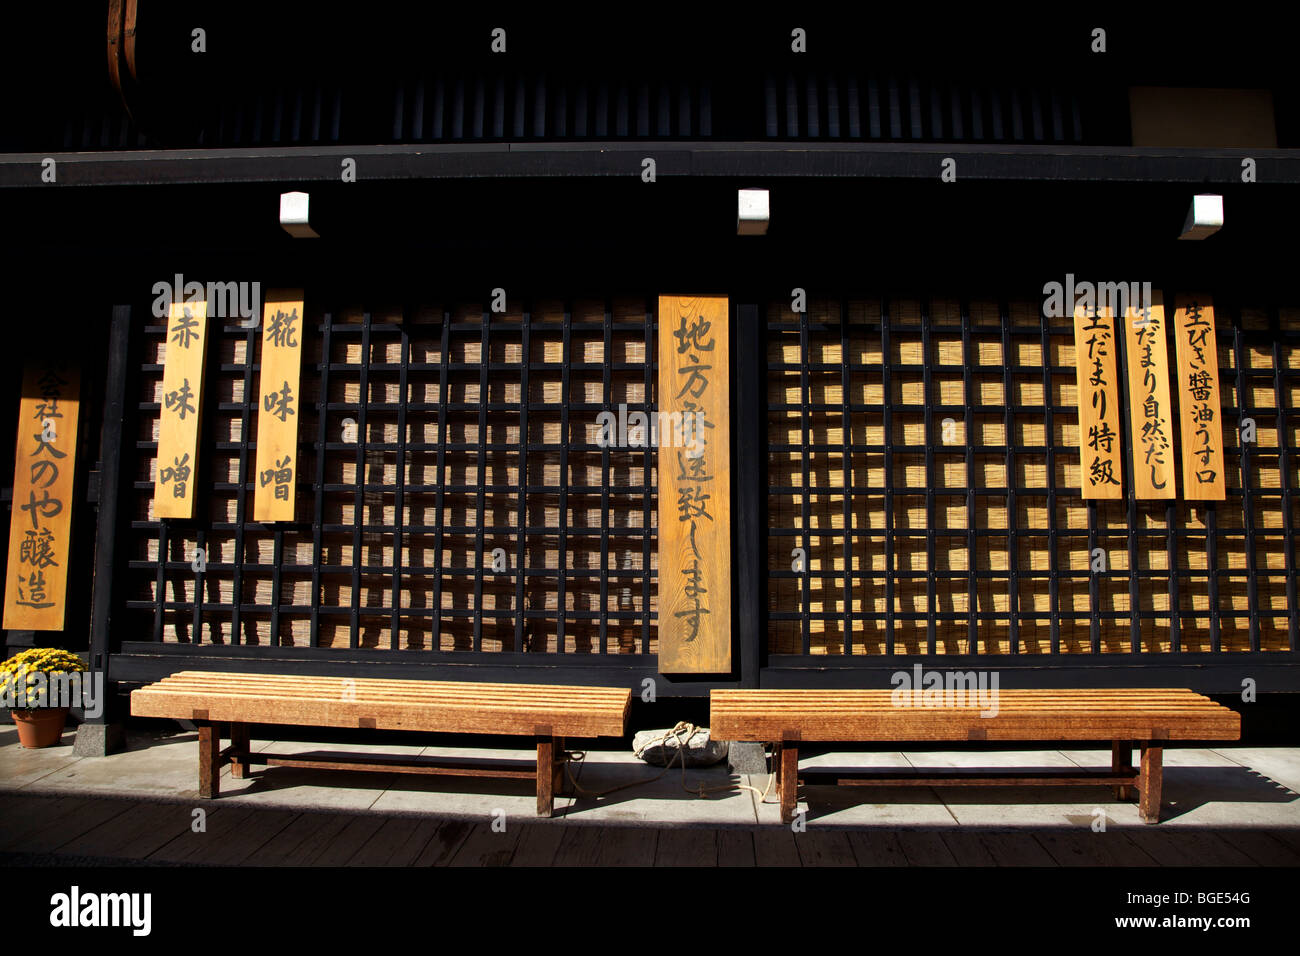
xmin=2 ymin=10 xmax=1299 ymax=734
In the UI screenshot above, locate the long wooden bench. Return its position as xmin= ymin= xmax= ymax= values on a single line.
xmin=710 ymin=688 xmax=1241 ymax=824
xmin=131 ymin=671 xmax=631 ymax=816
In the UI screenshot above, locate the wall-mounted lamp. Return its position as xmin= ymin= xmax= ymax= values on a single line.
xmin=737 ymin=188 xmax=769 ymax=236
xmin=1179 ymin=194 xmax=1223 ymax=240
xmin=280 ymin=191 xmax=319 ymax=238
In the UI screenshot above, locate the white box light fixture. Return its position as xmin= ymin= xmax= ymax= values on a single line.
xmin=280 ymin=191 xmax=319 ymax=238
xmin=1179 ymin=194 xmax=1223 ymax=240
xmin=737 ymin=188 xmax=769 ymax=235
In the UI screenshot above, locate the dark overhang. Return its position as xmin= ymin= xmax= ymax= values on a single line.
xmin=4 ymin=141 xmax=1299 ymax=189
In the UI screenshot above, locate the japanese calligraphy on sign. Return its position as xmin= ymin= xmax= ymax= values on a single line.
xmin=657 ymin=295 xmax=731 ymax=673
xmin=4 ymin=363 xmax=81 ymax=630
xmin=254 ymin=290 xmax=305 ymax=521
xmin=1072 ymin=301 xmax=1124 ymax=499
xmin=1122 ymin=292 xmax=1176 ymax=499
xmin=155 ymin=297 xmax=209 ymax=518
xmin=1172 ymin=295 xmax=1226 ymax=501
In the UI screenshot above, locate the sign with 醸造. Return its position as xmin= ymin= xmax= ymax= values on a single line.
xmin=1073 ymin=302 xmax=1124 ymax=499
xmin=254 ymin=290 xmax=305 ymax=521
xmin=657 ymin=295 xmax=731 ymax=673
xmin=4 ymin=363 xmax=81 ymax=630
xmin=1173 ymin=294 xmax=1226 ymax=501
xmin=1123 ymin=291 xmax=1176 ymax=499
xmin=155 ymin=297 xmax=208 ymax=518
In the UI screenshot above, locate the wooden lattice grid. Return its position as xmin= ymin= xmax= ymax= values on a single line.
xmin=767 ymin=296 xmax=1299 ymax=656
xmin=127 ymin=297 xmax=659 ymax=654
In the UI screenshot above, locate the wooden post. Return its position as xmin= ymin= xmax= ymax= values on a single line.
xmin=1139 ymin=743 xmax=1163 ymax=823
xmin=536 ymin=736 xmax=555 ymax=818
xmin=554 ymin=737 xmax=568 ymax=796
xmin=84 ymin=306 xmax=134 ymax=739
xmin=230 ymin=722 xmax=251 ymax=779
xmin=1111 ymin=740 xmax=1133 ymax=800
xmin=198 ymin=722 xmax=220 ymax=799
xmin=779 ymin=740 xmax=799 ymax=824
xmin=552 ymin=737 xmax=566 ymax=799
xmin=734 ymin=303 xmax=764 ymax=689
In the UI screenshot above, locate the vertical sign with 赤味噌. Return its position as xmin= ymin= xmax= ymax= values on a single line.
xmin=1073 ymin=301 xmax=1124 ymax=498
xmin=657 ymin=295 xmax=731 ymax=673
xmin=1123 ymin=291 xmax=1176 ymax=499
xmin=253 ymin=290 xmax=305 ymax=521
xmin=3 ymin=363 xmax=81 ymax=630
xmin=154 ymin=297 xmax=208 ymax=518
xmin=1173 ymin=294 xmax=1226 ymax=501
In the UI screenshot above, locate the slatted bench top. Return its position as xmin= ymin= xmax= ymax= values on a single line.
xmin=131 ymin=671 xmax=631 ymax=738
xmin=710 ymin=688 xmax=1241 ymax=742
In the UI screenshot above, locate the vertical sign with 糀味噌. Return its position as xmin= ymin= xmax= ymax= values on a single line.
xmin=657 ymin=295 xmax=731 ymax=673
xmin=1073 ymin=301 xmax=1123 ymax=498
xmin=1173 ymin=294 xmax=1226 ymax=501
xmin=154 ymin=297 xmax=208 ymax=518
xmin=1123 ymin=291 xmax=1176 ymax=499
xmin=3 ymin=364 xmax=81 ymax=630
xmin=253 ymin=290 xmax=305 ymax=521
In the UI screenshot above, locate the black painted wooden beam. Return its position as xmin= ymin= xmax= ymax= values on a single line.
xmin=3 ymin=142 xmax=1298 ymax=188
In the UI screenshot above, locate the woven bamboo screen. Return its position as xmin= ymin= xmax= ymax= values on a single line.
xmin=125 ymin=298 xmax=659 ymax=654
xmin=767 ymin=297 xmax=1300 ymax=656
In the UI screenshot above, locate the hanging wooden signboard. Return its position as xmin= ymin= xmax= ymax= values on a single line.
xmin=1123 ymin=291 xmax=1176 ymax=499
xmin=254 ymin=290 xmax=305 ymax=521
xmin=1172 ymin=294 xmax=1226 ymax=501
xmin=1073 ymin=302 xmax=1124 ymax=499
xmin=154 ymin=297 xmax=209 ymax=518
xmin=657 ymin=294 xmax=731 ymax=673
xmin=3 ymin=363 xmax=81 ymax=630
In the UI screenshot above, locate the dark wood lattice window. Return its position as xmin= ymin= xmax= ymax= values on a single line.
xmin=125 ymin=296 xmax=659 ymax=655
xmin=766 ymin=297 xmax=1299 ymax=656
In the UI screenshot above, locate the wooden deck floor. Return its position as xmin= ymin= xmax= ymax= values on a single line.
xmin=2 ymin=792 xmax=1299 ymax=866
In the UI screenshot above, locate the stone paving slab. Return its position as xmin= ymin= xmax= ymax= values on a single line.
xmin=2 ymin=726 xmax=1298 ymax=832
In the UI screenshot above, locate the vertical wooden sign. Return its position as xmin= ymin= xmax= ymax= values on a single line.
xmin=1073 ymin=302 xmax=1124 ymax=498
xmin=3 ymin=363 xmax=81 ymax=630
xmin=1123 ymin=291 xmax=1176 ymax=498
xmin=657 ymin=295 xmax=731 ymax=673
xmin=254 ymin=290 xmax=305 ymax=521
xmin=154 ymin=297 xmax=208 ymax=518
xmin=1173 ymin=294 xmax=1226 ymax=500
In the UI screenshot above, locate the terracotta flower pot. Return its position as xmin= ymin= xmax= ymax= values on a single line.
xmin=12 ymin=707 xmax=69 ymax=748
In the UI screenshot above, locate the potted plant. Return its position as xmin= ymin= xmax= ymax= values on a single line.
xmin=0 ymin=648 xmax=87 ymax=748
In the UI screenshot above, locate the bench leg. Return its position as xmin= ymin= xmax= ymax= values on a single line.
xmin=230 ymin=722 xmax=251 ymax=779
xmin=779 ymin=742 xmax=798 ymax=825
xmin=1111 ymin=740 xmax=1134 ymax=800
xmin=198 ymin=722 xmax=220 ymax=799
xmin=537 ymin=736 xmax=563 ymax=818
xmin=555 ymin=737 xmax=568 ymax=796
xmin=1139 ymin=744 xmax=1163 ymax=824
